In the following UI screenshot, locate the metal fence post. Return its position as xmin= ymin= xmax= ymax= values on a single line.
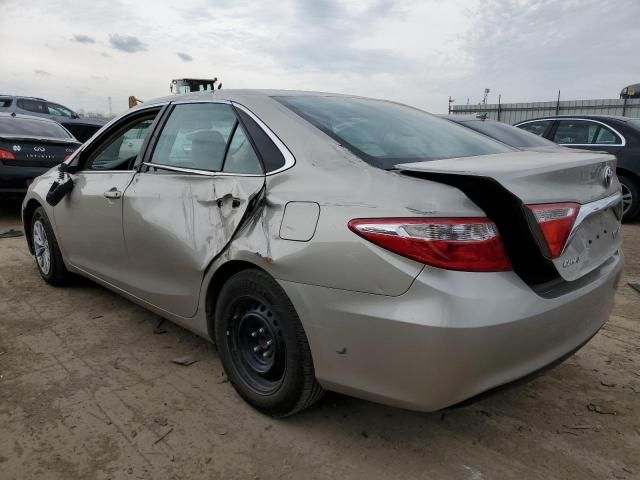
xmin=555 ymin=90 xmax=560 ymax=115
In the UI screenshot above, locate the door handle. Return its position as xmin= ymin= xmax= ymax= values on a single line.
xmin=104 ymin=188 xmax=122 ymax=199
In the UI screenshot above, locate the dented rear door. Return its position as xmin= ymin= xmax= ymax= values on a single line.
xmin=121 ymin=102 xmax=265 ymax=317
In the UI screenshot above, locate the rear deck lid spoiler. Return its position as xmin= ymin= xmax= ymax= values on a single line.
xmin=395 ymin=150 xmax=619 ymax=204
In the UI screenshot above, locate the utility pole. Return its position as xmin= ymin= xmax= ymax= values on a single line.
xmin=483 ymin=88 xmax=491 ymax=105
xmin=448 ymin=96 xmax=455 ymax=114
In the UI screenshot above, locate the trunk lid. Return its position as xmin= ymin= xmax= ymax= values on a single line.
xmin=0 ymin=136 xmax=80 ymax=168
xmin=397 ymin=151 xmax=622 ymax=283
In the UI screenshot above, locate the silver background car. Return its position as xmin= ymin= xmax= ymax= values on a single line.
xmin=21 ymin=90 xmax=623 ymax=416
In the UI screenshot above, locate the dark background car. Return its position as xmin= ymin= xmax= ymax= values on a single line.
xmin=441 ymin=115 xmax=572 ymax=152
xmin=0 ymin=113 xmax=80 ymax=194
xmin=515 ymin=115 xmax=640 ymax=220
xmin=0 ymin=95 xmax=106 ymax=142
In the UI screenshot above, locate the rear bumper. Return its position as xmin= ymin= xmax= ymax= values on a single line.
xmin=280 ymin=252 xmax=623 ymax=411
xmin=0 ymin=165 xmax=48 ymax=192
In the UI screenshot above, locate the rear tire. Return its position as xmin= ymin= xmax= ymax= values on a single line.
xmin=31 ymin=207 xmax=72 ymax=286
xmin=214 ymin=269 xmax=323 ymax=417
xmin=619 ymin=175 xmax=640 ymax=222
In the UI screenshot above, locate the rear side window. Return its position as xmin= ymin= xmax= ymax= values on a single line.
xmin=236 ymin=108 xmax=285 ymax=172
xmin=517 ymin=120 xmax=552 ymax=136
xmin=553 ymin=120 xmax=604 ymax=145
xmin=275 ymin=95 xmax=511 ymax=169
xmin=0 ymin=117 xmax=71 ymax=138
xmin=17 ymin=99 xmax=48 ymax=114
xmin=150 ymin=103 xmax=263 ymax=174
xmin=0 ymin=98 xmax=12 ymax=108
xmin=594 ymin=125 xmax=622 ymax=144
xmin=223 ymin=124 xmax=262 ymax=174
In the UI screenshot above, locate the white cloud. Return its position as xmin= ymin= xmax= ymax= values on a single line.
xmin=0 ymin=0 xmax=637 ymax=116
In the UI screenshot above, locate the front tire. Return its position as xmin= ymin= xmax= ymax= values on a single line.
xmin=215 ymin=269 xmax=323 ymax=417
xmin=619 ymin=175 xmax=640 ymax=222
xmin=31 ymin=207 xmax=72 ymax=285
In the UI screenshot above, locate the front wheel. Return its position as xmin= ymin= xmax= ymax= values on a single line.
xmin=619 ymin=175 xmax=640 ymax=222
xmin=214 ymin=269 xmax=323 ymax=417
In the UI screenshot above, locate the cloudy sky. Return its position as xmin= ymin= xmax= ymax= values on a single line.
xmin=1 ymin=0 xmax=639 ymax=116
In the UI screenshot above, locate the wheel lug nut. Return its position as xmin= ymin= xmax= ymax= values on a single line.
xmin=253 ymin=346 xmax=260 ymax=352
xmin=258 ymin=327 xmax=265 ymax=334
xmin=250 ymin=331 xmax=258 ymax=337
xmin=266 ymin=339 xmax=272 ymax=346
xmin=262 ymin=351 xmax=269 ymax=358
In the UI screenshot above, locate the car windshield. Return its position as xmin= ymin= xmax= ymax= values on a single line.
xmin=275 ymin=95 xmax=513 ymax=169
xmin=0 ymin=116 xmax=72 ymax=138
xmin=457 ymin=119 xmax=557 ymax=148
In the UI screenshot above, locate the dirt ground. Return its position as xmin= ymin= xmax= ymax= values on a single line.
xmin=0 ymin=199 xmax=639 ymax=480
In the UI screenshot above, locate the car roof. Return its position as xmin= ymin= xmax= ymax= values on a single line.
xmin=438 ymin=114 xmax=495 ymax=122
xmin=144 ymin=89 xmax=375 ymax=107
xmin=517 ymin=114 xmax=637 ymax=124
xmin=0 ymin=95 xmax=47 ymax=101
xmin=0 ymin=111 xmax=65 ymax=124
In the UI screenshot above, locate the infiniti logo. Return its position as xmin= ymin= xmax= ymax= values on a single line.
xmin=33 ymin=146 xmax=46 ymax=152
xmin=602 ymin=166 xmax=613 ymax=188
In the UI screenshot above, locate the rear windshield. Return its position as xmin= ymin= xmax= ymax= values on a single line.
xmin=457 ymin=119 xmax=557 ymax=148
xmin=275 ymin=95 xmax=512 ymax=169
xmin=0 ymin=116 xmax=72 ymax=138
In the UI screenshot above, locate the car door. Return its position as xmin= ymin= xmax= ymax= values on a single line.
xmin=550 ymin=119 xmax=625 ymax=155
xmin=53 ymin=106 xmax=164 ymax=284
xmin=121 ymin=101 xmax=265 ymax=317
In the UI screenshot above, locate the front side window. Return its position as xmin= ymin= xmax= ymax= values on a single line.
xmin=85 ymin=115 xmax=157 ymax=171
xmin=150 ymin=103 xmax=263 ymax=174
xmin=517 ymin=120 xmax=552 ymax=137
xmin=274 ymin=95 xmax=511 ymax=169
xmin=47 ymin=103 xmax=74 ymax=118
xmin=553 ymin=120 xmax=599 ymax=145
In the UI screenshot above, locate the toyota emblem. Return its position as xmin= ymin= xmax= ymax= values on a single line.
xmin=603 ymin=166 xmax=613 ymax=188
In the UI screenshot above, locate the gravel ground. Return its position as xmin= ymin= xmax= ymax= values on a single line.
xmin=0 ymin=199 xmax=639 ymax=480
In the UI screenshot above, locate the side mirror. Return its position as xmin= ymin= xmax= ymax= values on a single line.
xmin=71 ymin=112 xmax=80 ymax=119
xmin=46 ymin=164 xmax=74 ymax=206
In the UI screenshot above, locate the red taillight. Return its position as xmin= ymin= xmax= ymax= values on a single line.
xmin=348 ymin=218 xmax=512 ymax=272
xmin=0 ymin=149 xmax=16 ymax=160
xmin=527 ymin=203 xmax=580 ymax=258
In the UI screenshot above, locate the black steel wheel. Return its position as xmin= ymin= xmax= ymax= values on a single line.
xmin=228 ymin=298 xmax=286 ymax=394
xmin=215 ymin=269 xmax=323 ymax=416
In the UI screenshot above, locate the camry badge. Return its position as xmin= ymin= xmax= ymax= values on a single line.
xmin=602 ymin=166 xmax=613 ymax=188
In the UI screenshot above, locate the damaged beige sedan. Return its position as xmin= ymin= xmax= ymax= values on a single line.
xmin=22 ymin=90 xmax=623 ymax=416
